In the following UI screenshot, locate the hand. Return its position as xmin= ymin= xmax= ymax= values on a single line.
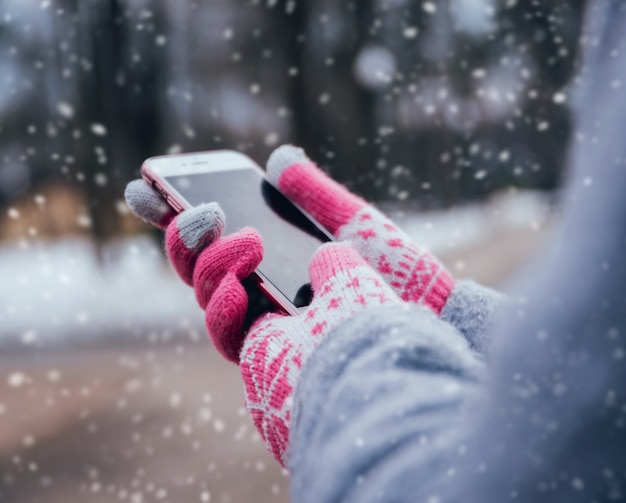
xmin=124 ymin=180 xmax=263 ymax=363
xmin=240 ymin=242 xmax=400 ymax=465
xmin=125 ymin=180 xmax=401 ymax=465
xmin=266 ymin=145 xmax=454 ymax=313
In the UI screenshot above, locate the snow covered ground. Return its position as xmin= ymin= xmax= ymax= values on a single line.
xmin=0 ymin=191 xmax=553 ymax=347
xmin=0 ymin=236 xmax=203 ymax=348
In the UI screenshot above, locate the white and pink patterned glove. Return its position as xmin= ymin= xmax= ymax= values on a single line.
xmin=267 ymin=145 xmax=455 ymax=314
xmin=240 ymin=242 xmax=400 ymax=465
xmin=124 ymin=143 xmax=454 ymax=466
xmin=125 ymin=180 xmax=401 ymax=465
xmin=125 ymin=180 xmax=401 ymax=466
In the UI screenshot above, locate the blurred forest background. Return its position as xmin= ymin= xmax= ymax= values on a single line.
xmin=0 ymin=0 xmax=585 ymax=245
xmin=0 ymin=1 xmax=588 ymax=502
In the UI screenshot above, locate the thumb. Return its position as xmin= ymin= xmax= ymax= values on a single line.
xmin=308 ymin=242 xmax=371 ymax=293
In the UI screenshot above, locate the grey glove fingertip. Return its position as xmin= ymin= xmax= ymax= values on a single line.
xmin=174 ymin=202 xmax=226 ymax=251
xmin=124 ymin=179 xmax=176 ymax=229
xmin=266 ymin=144 xmax=310 ymax=185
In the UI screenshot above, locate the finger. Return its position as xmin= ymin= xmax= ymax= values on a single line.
xmin=124 ymin=179 xmax=177 ymax=229
xmin=308 ymin=242 xmax=399 ymax=306
xmin=204 ymin=271 xmax=250 ymax=363
xmin=308 ymin=242 xmax=369 ymax=291
xmin=193 ymin=227 xmax=263 ymax=308
xmin=266 ymin=145 xmax=411 ymax=254
xmin=340 ymin=213 xmax=455 ymax=314
xmin=165 ymin=203 xmax=225 ymax=285
xmin=266 ymin=147 xmax=454 ymax=313
xmin=266 ymin=145 xmax=367 ymax=235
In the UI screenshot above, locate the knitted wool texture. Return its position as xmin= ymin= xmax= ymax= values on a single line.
xmin=240 ymin=243 xmax=400 ymax=466
xmin=165 ymin=217 xmax=263 ymax=363
xmin=124 ymin=182 xmax=264 ymax=363
xmin=124 ymin=151 xmax=456 ymax=465
xmin=267 ymin=146 xmax=454 ymax=314
xmin=124 ymin=179 xmax=176 ymax=229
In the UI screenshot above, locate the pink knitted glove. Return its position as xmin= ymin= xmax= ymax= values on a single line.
xmin=125 ymin=180 xmax=401 ymax=465
xmin=266 ymin=145 xmax=454 ymax=314
xmin=240 ymin=242 xmax=401 ymax=465
xmin=124 ymin=180 xmax=262 ymax=362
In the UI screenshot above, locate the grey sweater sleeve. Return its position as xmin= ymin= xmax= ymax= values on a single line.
xmin=440 ymin=280 xmax=506 ymax=355
xmin=288 ymin=304 xmax=486 ymax=503
xmin=288 ymin=3 xmax=626 ymax=502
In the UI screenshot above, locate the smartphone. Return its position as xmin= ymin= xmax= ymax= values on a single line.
xmin=141 ymin=150 xmax=333 ymax=326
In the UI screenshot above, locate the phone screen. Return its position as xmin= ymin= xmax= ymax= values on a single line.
xmin=165 ymin=168 xmax=330 ymax=309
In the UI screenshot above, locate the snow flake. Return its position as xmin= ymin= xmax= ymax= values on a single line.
xmin=169 ymin=393 xmax=181 ymax=408
xmin=472 ymin=68 xmax=486 ymax=79
xmin=94 ymin=173 xmax=107 ymax=186
xmin=397 ymin=190 xmax=409 ymax=200
xmin=423 ymin=2 xmax=436 ymax=14
xmin=403 ymin=26 xmax=418 ymax=39
xmin=213 ymin=419 xmax=225 ymax=432
xmin=354 ymin=45 xmax=396 ymax=90
xmin=8 ymin=372 xmax=27 ymax=388
xmin=183 ymin=124 xmax=196 ymax=139
xmin=21 ymin=330 xmax=37 ymax=344
xmin=90 ymin=123 xmax=107 ymax=136
xmin=264 ymin=132 xmax=279 ymax=146
xmin=167 ymin=144 xmax=182 ymax=154
xmin=77 ymin=214 xmax=92 ymax=228
xmin=537 ymin=121 xmax=550 ymax=132
xmin=58 ymin=102 xmax=74 ymax=118
xmin=474 ymin=170 xmax=487 ymax=180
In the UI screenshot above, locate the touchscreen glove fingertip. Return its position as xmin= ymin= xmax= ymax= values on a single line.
xmin=165 ymin=203 xmax=225 ymax=284
xmin=266 ymin=144 xmax=309 ymax=185
xmin=124 ymin=179 xmax=176 ymax=229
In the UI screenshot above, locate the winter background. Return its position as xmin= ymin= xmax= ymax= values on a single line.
xmin=0 ymin=1 xmax=586 ymax=502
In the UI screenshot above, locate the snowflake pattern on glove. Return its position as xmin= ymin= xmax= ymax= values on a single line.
xmin=267 ymin=145 xmax=454 ymax=314
xmin=240 ymin=245 xmax=400 ymax=466
xmin=338 ymin=207 xmax=453 ymax=313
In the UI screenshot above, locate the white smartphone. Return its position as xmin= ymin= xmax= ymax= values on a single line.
xmin=141 ymin=150 xmax=333 ymax=325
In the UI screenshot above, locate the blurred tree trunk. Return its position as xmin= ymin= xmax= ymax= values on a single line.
xmin=500 ymin=0 xmax=587 ymax=190
xmin=270 ymin=0 xmax=379 ymax=199
xmin=53 ymin=0 xmax=165 ymax=255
